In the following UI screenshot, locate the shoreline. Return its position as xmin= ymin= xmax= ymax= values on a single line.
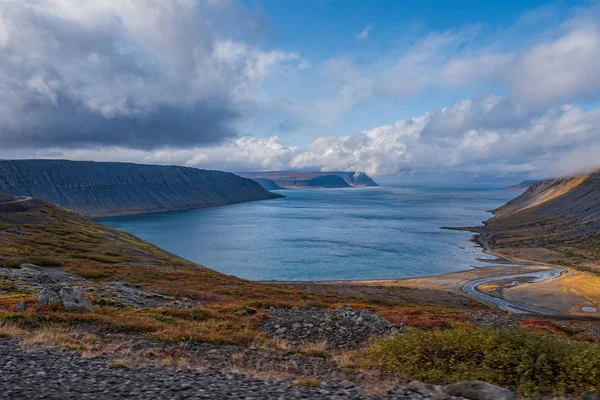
xmin=263 ymin=233 xmax=558 ymax=285
xmin=271 ymin=232 xmax=574 ymax=316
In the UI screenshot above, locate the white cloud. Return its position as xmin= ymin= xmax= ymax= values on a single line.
xmin=507 ymin=25 xmax=600 ymax=104
xmin=8 ymin=95 xmax=600 ymax=178
xmin=355 ymin=24 xmax=371 ymax=40
xmin=294 ymin=7 xmax=600 ymax=125
xmin=2 ymin=1 xmax=600 ymax=180
xmin=0 ymin=0 xmax=304 ymax=149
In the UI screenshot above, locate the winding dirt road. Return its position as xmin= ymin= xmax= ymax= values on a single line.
xmin=0 ymin=196 xmax=33 ymax=205
xmin=461 ymin=238 xmax=564 ymax=315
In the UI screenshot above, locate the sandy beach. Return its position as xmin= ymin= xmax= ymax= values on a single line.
xmin=287 ymin=234 xmax=600 ymax=317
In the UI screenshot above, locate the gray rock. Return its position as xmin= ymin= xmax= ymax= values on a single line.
xmin=582 ymin=392 xmax=600 ymax=400
xmin=36 ymin=289 xmax=62 ymax=310
xmin=263 ymin=305 xmax=395 ymax=348
xmin=14 ymin=301 xmax=28 ymax=312
xmin=448 ymin=381 xmax=515 ymax=400
xmin=58 ymin=288 xmax=95 ymax=313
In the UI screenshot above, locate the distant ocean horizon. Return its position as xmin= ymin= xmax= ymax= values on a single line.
xmin=99 ymin=185 xmax=518 ymax=281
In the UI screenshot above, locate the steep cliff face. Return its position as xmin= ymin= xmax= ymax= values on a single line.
xmin=477 ymin=172 xmax=600 ymax=269
xmin=238 ymin=171 xmax=378 ymax=189
xmin=253 ymin=178 xmax=284 ymax=191
xmin=490 ymin=174 xmax=596 ymax=226
xmin=0 ymin=160 xmax=283 ymax=217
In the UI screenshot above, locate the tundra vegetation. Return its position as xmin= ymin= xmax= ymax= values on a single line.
xmin=1 ymin=198 xmax=600 ymax=397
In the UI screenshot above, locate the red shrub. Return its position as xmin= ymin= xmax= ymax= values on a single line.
xmin=404 ymin=319 xmax=448 ymax=330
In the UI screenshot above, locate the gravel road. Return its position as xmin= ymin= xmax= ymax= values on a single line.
xmin=0 ymin=196 xmax=32 ymax=205
xmin=0 ymin=339 xmax=457 ymax=399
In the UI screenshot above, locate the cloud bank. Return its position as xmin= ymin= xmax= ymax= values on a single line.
xmin=15 ymin=94 xmax=600 ymax=179
xmin=0 ymin=0 xmax=302 ymax=149
xmin=1 ymin=1 xmax=600 ymax=180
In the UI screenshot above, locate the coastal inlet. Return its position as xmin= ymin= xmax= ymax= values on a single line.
xmin=99 ymin=185 xmax=517 ymax=282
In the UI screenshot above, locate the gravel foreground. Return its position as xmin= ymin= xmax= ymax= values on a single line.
xmin=0 ymin=339 xmax=459 ymax=400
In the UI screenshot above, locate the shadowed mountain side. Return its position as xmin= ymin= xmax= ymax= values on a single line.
xmin=253 ymin=178 xmax=284 ymax=191
xmin=460 ymin=171 xmax=600 ymax=272
xmin=0 ymin=160 xmax=283 ymax=217
xmin=0 ymin=193 xmax=16 ymax=203
xmin=238 ymin=171 xmax=378 ymax=189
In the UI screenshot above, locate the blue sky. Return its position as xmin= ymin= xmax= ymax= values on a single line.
xmin=243 ymin=0 xmax=592 ymax=142
xmin=1 ymin=0 xmax=600 ymax=182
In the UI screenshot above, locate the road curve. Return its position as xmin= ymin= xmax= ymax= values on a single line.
xmin=461 ymin=237 xmax=565 ymax=315
xmin=0 ymin=196 xmax=33 ymax=205
xmin=462 ymin=267 xmax=563 ymax=314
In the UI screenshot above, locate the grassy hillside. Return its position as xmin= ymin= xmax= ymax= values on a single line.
xmin=0 ymin=197 xmax=469 ymax=344
xmin=477 ymin=172 xmax=600 ymax=273
xmin=2 ymin=197 xmax=600 ymax=396
xmin=0 ymin=198 xmax=345 ymax=344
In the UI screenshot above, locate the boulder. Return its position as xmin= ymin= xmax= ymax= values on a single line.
xmin=448 ymin=381 xmax=515 ymax=400
xmin=14 ymin=301 xmax=28 ymax=312
xmin=35 ymin=287 xmax=94 ymax=313
xmin=582 ymin=392 xmax=599 ymax=400
xmin=36 ymin=288 xmax=62 ymax=310
xmin=58 ymin=288 xmax=94 ymax=313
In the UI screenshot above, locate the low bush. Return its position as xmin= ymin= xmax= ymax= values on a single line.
xmin=0 ymin=259 xmax=23 ymax=269
xmin=73 ymin=268 xmax=115 ymax=280
xmin=158 ymin=308 xmax=218 ymax=321
xmin=306 ymin=301 xmax=329 ymax=309
xmin=71 ymin=253 xmax=123 ymax=264
xmin=360 ymin=326 xmax=600 ymax=396
xmin=27 ymin=256 xmax=63 ymax=267
xmin=403 ymin=319 xmax=448 ymax=330
xmin=159 ymin=287 xmax=221 ymax=302
xmin=0 ymin=321 xmax=24 ymax=338
xmin=300 ymin=342 xmax=329 ymax=358
xmin=108 ymin=362 xmax=128 ymax=369
xmin=292 ymin=378 xmax=321 ymax=388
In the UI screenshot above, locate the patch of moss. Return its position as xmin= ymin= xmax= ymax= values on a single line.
xmin=108 ymin=361 xmax=128 ymax=369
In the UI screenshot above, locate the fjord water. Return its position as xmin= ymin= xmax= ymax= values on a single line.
xmin=99 ymin=186 xmax=517 ymax=281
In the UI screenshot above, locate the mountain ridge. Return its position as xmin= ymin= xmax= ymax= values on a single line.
xmin=470 ymin=171 xmax=600 ymax=272
xmin=238 ymin=171 xmax=378 ymax=189
xmin=0 ymin=160 xmax=283 ymax=217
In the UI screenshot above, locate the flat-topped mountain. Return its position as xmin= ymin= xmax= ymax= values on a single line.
xmin=238 ymin=171 xmax=378 ymax=189
xmin=0 ymin=160 xmax=283 ymax=217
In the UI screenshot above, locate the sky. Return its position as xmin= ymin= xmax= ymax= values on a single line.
xmin=1 ymin=0 xmax=600 ymax=183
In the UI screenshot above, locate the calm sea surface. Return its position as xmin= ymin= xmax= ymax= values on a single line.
xmin=98 ymin=186 xmax=518 ymax=281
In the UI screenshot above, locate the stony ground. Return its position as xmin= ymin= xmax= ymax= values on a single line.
xmin=0 ymin=265 xmax=199 ymax=309
xmin=0 ymin=339 xmax=462 ymax=400
xmin=263 ymin=305 xmax=399 ymax=348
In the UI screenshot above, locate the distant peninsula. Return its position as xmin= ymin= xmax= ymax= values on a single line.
xmin=505 ymin=180 xmax=541 ymax=190
xmin=238 ymin=171 xmax=378 ymax=189
xmin=0 ymin=160 xmax=283 ymax=217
